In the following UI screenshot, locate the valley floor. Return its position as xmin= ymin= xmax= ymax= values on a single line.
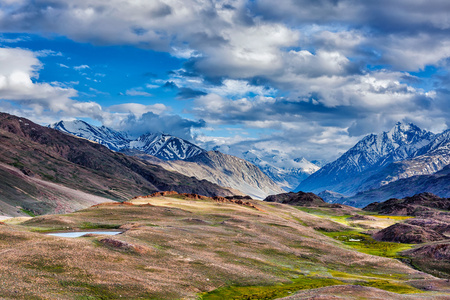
xmin=0 ymin=194 xmax=449 ymax=299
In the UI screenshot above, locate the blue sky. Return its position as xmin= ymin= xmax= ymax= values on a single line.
xmin=0 ymin=0 xmax=449 ymax=163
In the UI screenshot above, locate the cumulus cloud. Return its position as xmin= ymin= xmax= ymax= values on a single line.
xmin=1 ymin=0 xmax=449 ymax=161
xmin=107 ymin=103 xmax=169 ymax=117
xmin=0 ymin=47 xmax=79 ymax=112
xmin=0 ymin=46 xmax=201 ymax=141
xmin=115 ymin=112 xmax=206 ymax=139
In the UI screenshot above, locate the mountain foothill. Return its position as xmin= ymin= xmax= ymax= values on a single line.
xmin=1 ymin=111 xmax=450 ymax=298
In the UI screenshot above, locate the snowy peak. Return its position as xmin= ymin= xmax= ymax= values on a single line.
xmin=347 ymin=122 xmax=434 ymax=169
xmin=296 ymin=122 xmax=437 ymax=195
xmin=50 ymin=120 xmax=129 ymax=151
xmin=242 ymin=150 xmax=320 ymax=191
xmin=130 ymin=133 xmax=205 ymax=160
xmin=417 ymin=129 xmax=450 ymax=155
xmin=50 ymin=120 xmax=205 ymax=160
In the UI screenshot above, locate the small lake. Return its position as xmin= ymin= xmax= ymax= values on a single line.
xmin=46 ymin=231 xmax=122 ymax=238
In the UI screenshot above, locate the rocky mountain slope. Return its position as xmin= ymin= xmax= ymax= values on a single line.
xmin=52 ymin=120 xmax=284 ymax=198
xmin=342 ymin=166 xmax=450 ymax=208
xmin=296 ymin=123 xmax=449 ymax=197
xmin=130 ymin=150 xmax=284 ymax=199
xmin=50 ymin=120 xmax=205 ymax=160
xmin=242 ymin=150 xmax=320 ymax=191
xmin=363 ymin=192 xmax=450 ymax=215
xmin=0 ymin=113 xmax=233 ymax=216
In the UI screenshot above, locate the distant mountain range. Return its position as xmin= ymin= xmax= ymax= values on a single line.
xmin=241 ymin=150 xmax=320 ymax=191
xmin=52 ymin=120 xmax=320 ymax=193
xmin=296 ymin=122 xmax=450 ymax=206
xmin=136 ymin=150 xmax=285 ymax=199
xmin=51 ymin=120 xmax=284 ymax=199
xmin=0 ymin=113 xmax=234 ymax=217
xmin=50 ymin=120 xmax=205 ymax=160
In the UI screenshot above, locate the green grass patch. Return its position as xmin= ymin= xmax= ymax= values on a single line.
xmin=199 ymin=276 xmax=344 ymax=300
xmin=295 ymin=207 xmax=352 ymax=225
xmin=59 ymin=280 xmax=117 ymax=299
xmin=321 ymin=230 xmax=413 ymax=258
xmin=29 ymin=226 xmax=68 ymax=233
xmin=23 ymin=259 xmax=66 ymax=274
xmin=20 ymin=208 xmax=36 ymax=217
xmin=79 ymin=222 xmax=120 ymax=230
xmin=357 ymin=279 xmax=423 ymax=294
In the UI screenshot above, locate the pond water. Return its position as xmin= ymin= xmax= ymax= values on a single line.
xmin=46 ymin=231 xmax=122 ymax=238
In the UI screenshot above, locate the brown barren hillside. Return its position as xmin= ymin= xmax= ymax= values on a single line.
xmin=1 ymin=194 xmax=448 ymax=299
xmin=0 ymin=113 xmax=233 ymax=216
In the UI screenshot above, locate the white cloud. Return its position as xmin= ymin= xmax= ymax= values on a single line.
xmin=1 ymin=0 xmax=450 ymax=162
xmin=145 ymin=84 xmax=159 ymax=89
xmin=74 ymin=64 xmax=90 ymax=70
xmin=125 ymin=89 xmax=152 ymax=97
xmin=35 ymin=49 xmax=63 ymax=57
xmin=376 ymin=34 xmax=450 ymax=71
xmin=0 ymin=47 xmax=77 ymax=108
xmin=171 ymin=46 xmax=202 ymax=59
xmin=108 ymin=103 xmax=169 ymax=117
xmin=0 ymin=47 xmax=173 ymax=131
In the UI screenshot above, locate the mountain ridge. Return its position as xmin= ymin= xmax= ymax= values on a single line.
xmin=50 ymin=120 xmax=205 ymax=160
xmin=128 ymin=150 xmax=284 ymax=199
xmin=0 ymin=113 xmax=234 ymax=216
xmin=296 ymin=122 xmax=445 ymax=197
xmin=52 ymin=120 xmax=284 ymax=198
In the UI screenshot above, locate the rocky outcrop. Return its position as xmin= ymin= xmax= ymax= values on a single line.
xmin=264 ymin=191 xmax=326 ymax=207
xmin=364 ymin=193 xmax=450 ymax=215
xmin=373 ymin=223 xmax=447 ymax=244
xmin=404 ymin=243 xmax=450 ymax=260
xmin=406 ymin=219 xmax=450 ymax=235
xmin=99 ymin=238 xmax=150 ymax=254
xmin=347 ymin=214 xmax=377 ymax=221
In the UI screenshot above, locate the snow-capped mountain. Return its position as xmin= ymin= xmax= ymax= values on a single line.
xmin=296 ymin=122 xmax=437 ymax=195
xmin=242 ymin=150 xmax=320 ymax=191
xmin=129 ymin=133 xmax=204 ymax=160
xmin=50 ymin=120 xmax=130 ymax=151
xmin=50 ymin=120 xmax=284 ymax=198
xmin=50 ymin=120 xmax=205 ymax=160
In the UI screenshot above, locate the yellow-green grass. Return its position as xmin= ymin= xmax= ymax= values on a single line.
xmin=199 ymin=276 xmax=344 ymax=300
xmin=321 ymin=230 xmax=414 ymax=258
xmin=2 ymin=196 xmax=439 ymax=299
xmin=295 ymin=207 xmax=354 ymax=225
xmin=357 ymin=279 xmax=424 ymax=294
xmin=199 ymin=275 xmax=424 ymax=299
